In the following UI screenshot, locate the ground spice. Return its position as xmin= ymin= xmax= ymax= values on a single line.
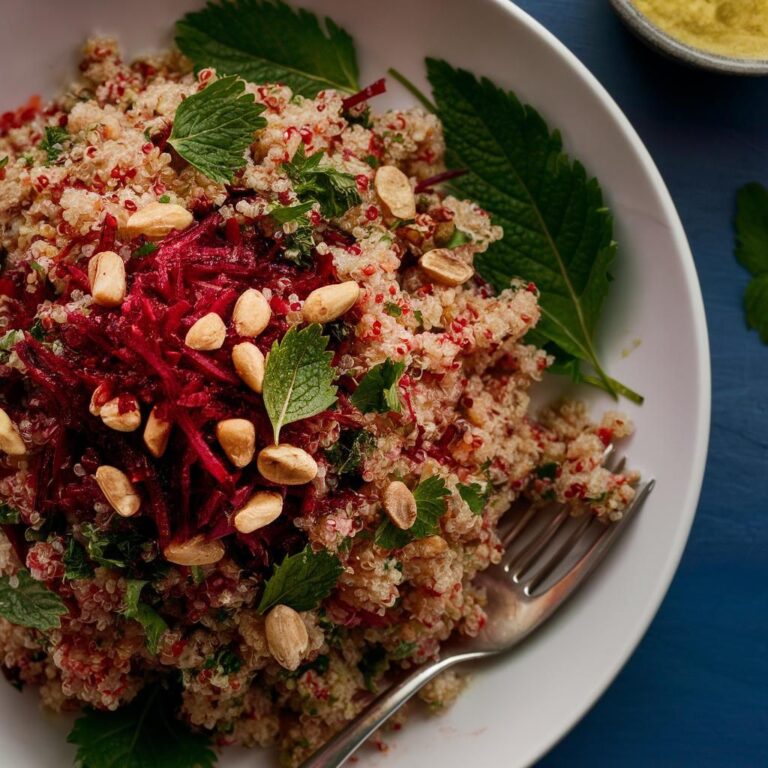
xmin=634 ymin=0 xmax=768 ymax=59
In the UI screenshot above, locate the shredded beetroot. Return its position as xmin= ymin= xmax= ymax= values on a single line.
xmin=341 ymin=78 xmax=387 ymax=112
xmin=414 ymin=168 xmax=469 ymax=194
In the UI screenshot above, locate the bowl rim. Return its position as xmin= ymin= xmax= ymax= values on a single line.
xmin=495 ymin=0 xmax=711 ymax=762
xmin=609 ymin=0 xmax=768 ymax=75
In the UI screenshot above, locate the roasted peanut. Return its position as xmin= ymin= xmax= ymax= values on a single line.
xmin=94 ymin=465 xmax=141 ymax=517
xmin=163 ymin=536 xmax=226 ymax=566
xmin=185 ymin=312 xmax=226 ymax=351
xmin=232 ymin=342 xmax=265 ymax=393
xmin=215 ymin=418 xmax=256 ymax=468
xmin=144 ymin=406 xmax=172 ymax=458
xmin=419 ymin=249 xmax=474 ymax=286
xmin=124 ymin=202 xmax=193 ymax=240
xmin=233 ymin=491 xmax=283 ymax=534
xmin=257 ymin=444 xmax=318 ymax=485
xmin=0 ymin=409 xmax=26 ymax=456
xmin=89 ymin=250 xmax=126 ymax=307
xmin=383 ymin=480 xmax=417 ymax=530
xmin=265 ymin=604 xmax=309 ymax=671
xmin=374 ymin=165 xmax=416 ymax=219
xmin=302 ymin=281 xmax=360 ymax=324
xmin=89 ymin=383 xmax=111 ymax=417
xmin=100 ymin=396 xmax=141 ymax=432
xmin=232 ymin=289 xmax=271 ymax=337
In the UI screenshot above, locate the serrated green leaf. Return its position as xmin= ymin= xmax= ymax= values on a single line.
xmin=426 ymin=59 xmax=639 ymax=403
xmin=375 ymin=476 xmax=449 ymax=549
xmin=176 ymin=0 xmax=359 ymax=97
xmin=68 ymin=685 xmax=216 ymax=768
xmin=168 ymin=75 xmax=266 ymax=184
xmin=262 ymin=323 xmax=337 ymax=443
xmin=122 ymin=580 xmax=168 ymax=655
xmin=257 ymin=546 xmax=343 ymax=613
xmin=735 ymin=183 xmax=768 ymax=343
xmin=351 ymin=360 xmax=405 ymax=414
xmin=0 ymin=570 xmax=67 ymax=631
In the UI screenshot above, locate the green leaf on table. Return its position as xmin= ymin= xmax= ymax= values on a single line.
xmin=262 ymin=323 xmax=337 ymax=443
xmin=0 ymin=570 xmax=67 ymax=631
xmin=257 ymin=546 xmax=343 ymax=613
xmin=168 ymin=75 xmax=266 ymax=184
xmin=375 ymin=476 xmax=449 ymax=549
xmin=736 ymin=182 xmax=768 ymax=342
xmin=426 ymin=58 xmax=640 ymax=403
xmin=122 ymin=580 xmax=168 ymax=655
xmin=175 ymin=0 xmax=360 ymax=97
xmin=351 ymin=360 xmax=405 ymax=414
xmin=67 ymin=685 xmax=216 ymax=768
xmin=39 ymin=126 xmax=69 ymax=164
xmin=283 ymin=145 xmax=361 ymax=219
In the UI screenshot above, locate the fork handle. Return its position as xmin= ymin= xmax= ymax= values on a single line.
xmin=298 ymin=654 xmax=462 ymax=768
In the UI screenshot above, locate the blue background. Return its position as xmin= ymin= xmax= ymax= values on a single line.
xmin=511 ymin=2 xmax=768 ymax=767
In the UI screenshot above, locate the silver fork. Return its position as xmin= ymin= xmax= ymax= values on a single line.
xmin=300 ymin=451 xmax=654 ymax=768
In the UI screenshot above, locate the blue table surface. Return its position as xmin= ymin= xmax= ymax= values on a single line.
xmin=507 ymin=2 xmax=768 ymax=766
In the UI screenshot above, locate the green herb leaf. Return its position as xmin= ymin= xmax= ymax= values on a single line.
xmin=0 ymin=503 xmax=20 ymax=524
xmin=203 ymin=647 xmax=242 ymax=675
xmin=63 ymin=538 xmax=93 ymax=581
xmin=390 ymin=640 xmax=418 ymax=659
xmin=283 ymin=145 xmax=361 ymax=219
xmin=176 ymin=0 xmax=360 ymax=97
xmin=0 ymin=570 xmax=67 ymax=631
xmin=0 ymin=156 xmax=8 ymax=168
xmin=262 ymin=324 xmax=337 ymax=443
xmin=375 ymin=476 xmax=449 ymax=549
xmin=270 ymin=201 xmax=315 ymax=224
xmin=535 ymin=462 xmax=559 ymax=481
xmin=358 ymin=644 xmax=388 ymax=692
xmin=257 ymin=545 xmax=343 ymax=613
xmin=384 ymin=302 xmax=402 ymax=317
xmin=168 ymin=75 xmax=266 ymax=184
xmin=426 ymin=59 xmax=639 ymax=403
xmin=68 ymin=685 xmax=216 ymax=768
xmin=122 ymin=580 xmax=168 ymax=655
xmin=457 ymin=482 xmax=486 ymax=516
xmin=132 ymin=242 xmax=159 ymax=258
xmin=351 ymin=360 xmax=405 ymax=414
xmin=736 ymin=183 xmax=768 ymax=342
xmin=0 ymin=330 xmax=22 ymax=354
xmin=325 ymin=428 xmax=375 ymax=475
xmin=39 ymin=126 xmax=69 ymax=163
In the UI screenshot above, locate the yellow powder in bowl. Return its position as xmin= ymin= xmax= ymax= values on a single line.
xmin=633 ymin=0 xmax=768 ymax=59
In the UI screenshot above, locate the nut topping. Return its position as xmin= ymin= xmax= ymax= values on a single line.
xmin=185 ymin=312 xmax=226 ymax=351
xmin=374 ymin=165 xmax=416 ymax=219
xmin=233 ymin=491 xmax=283 ymax=534
xmin=215 ymin=418 xmax=256 ymax=468
xmin=88 ymin=250 xmax=126 ymax=307
xmin=302 ymin=281 xmax=360 ymax=324
xmin=419 ymin=249 xmax=474 ymax=286
xmin=257 ymin=444 xmax=318 ymax=485
xmin=144 ymin=406 xmax=172 ymax=458
xmin=403 ymin=535 xmax=449 ymax=559
xmin=265 ymin=604 xmax=309 ymax=671
xmin=232 ymin=288 xmax=271 ymax=337
xmin=89 ymin=383 xmax=112 ymax=417
xmin=232 ymin=342 xmax=265 ymax=393
xmin=163 ymin=536 xmax=226 ymax=566
xmin=383 ymin=481 xmax=417 ymax=530
xmin=94 ymin=465 xmax=141 ymax=517
xmin=0 ymin=409 xmax=26 ymax=456
xmin=100 ymin=396 xmax=141 ymax=432
xmin=124 ymin=202 xmax=193 ymax=240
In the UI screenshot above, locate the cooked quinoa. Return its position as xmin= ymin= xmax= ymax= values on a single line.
xmin=0 ymin=39 xmax=637 ymax=766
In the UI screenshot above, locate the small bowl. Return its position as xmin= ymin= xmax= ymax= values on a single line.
xmin=610 ymin=0 xmax=768 ymax=75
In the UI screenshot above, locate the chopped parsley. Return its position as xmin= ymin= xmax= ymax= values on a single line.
xmin=351 ymin=359 xmax=405 ymax=414
xmin=62 ymin=538 xmax=93 ymax=581
xmin=122 ymin=580 xmax=168 ymax=655
xmin=325 ymin=428 xmax=375 ymax=475
xmin=39 ymin=126 xmax=69 ymax=163
xmin=384 ymin=302 xmax=402 ymax=317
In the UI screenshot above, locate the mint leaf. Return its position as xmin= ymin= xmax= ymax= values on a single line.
xmin=63 ymin=538 xmax=93 ymax=581
xmin=257 ymin=546 xmax=343 ymax=613
xmin=351 ymin=360 xmax=405 ymax=414
xmin=39 ymin=126 xmax=69 ymax=163
xmin=262 ymin=324 xmax=337 ymax=443
xmin=168 ymin=75 xmax=266 ymax=184
xmin=457 ymin=482 xmax=486 ymax=516
xmin=270 ymin=200 xmax=315 ymax=224
xmin=68 ymin=685 xmax=216 ymax=768
xmin=426 ymin=59 xmax=640 ymax=404
xmin=736 ymin=183 xmax=768 ymax=342
xmin=283 ymin=145 xmax=361 ymax=219
xmin=0 ymin=570 xmax=67 ymax=631
xmin=122 ymin=580 xmax=168 ymax=655
xmin=375 ymin=476 xmax=449 ymax=549
xmin=176 ymin=0 xmax=360 ymax=97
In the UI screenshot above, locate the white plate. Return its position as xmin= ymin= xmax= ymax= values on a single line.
xmin=0 ymin=1 xmax=710 ymax=766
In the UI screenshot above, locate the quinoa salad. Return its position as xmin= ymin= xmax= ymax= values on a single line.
xmin=0 ymin=5 xmax=640 ymax=767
